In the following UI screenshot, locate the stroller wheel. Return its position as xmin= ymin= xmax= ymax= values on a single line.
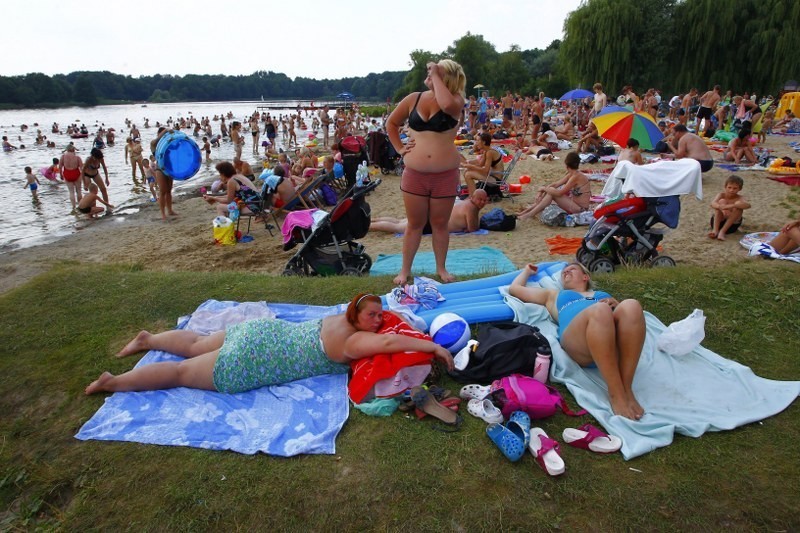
xmin=649 ymin=255 xmax=676 ymax=268
xmin=589 ymin=257 xmax=615 ymax=274
xmin=381 ymin=168 xmax=390 ymax=175
xmin=576 ymin=244 xmax=595 ymax=266
xmin=341 ymin=267 xmax=362 ymax=276
xmin=394 ymin=165 xmax=403 ymax=176
xmin=360 ymin=253 xmax=373 ymax=273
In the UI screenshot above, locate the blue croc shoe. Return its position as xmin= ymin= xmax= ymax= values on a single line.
xmin=486 ymin=422 xmax=526 ymax=462
xmin=507 ymin=411 xmax=531 ymax=449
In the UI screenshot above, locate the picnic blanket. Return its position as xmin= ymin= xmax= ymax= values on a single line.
xmin=501 ymin=264 xmax=800 ymax=460
xmin=370 ymin=246 xmax=516 ymax=277
xmin=75 ymin=299 xmax=350 ymax=456
xmin=715 ymin=163 xmax=768 ymax=172
xmin=740 ymin=231 xmax=800 ymax=263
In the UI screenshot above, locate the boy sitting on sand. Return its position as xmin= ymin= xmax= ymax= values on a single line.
xmin=709 ymin=175 xmax=750 ymax=241
xmin=76 ymin=183 xmax=114 ymax=219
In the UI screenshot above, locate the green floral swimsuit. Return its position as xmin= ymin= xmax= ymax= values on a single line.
xmin=212 ymin=318 xmax=348 ymax=393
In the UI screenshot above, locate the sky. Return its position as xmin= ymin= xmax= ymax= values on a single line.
xmin=9 ymin=0 xmax=583 ymax=80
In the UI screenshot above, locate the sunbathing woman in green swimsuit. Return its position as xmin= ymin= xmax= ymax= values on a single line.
xmin=85 ymin=294 xmax=454 ymax=395
xmin=509 ymin=262 xmax=646 ymax=420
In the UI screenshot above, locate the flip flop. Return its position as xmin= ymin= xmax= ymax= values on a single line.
xmin=529 ymin=427 xmax=565 ymax=476
xmin=459 ymin=384 xmax=491 ymax=400
xmin=467 ymin=398 xmax=504 ymax=424
xmin=562 ymin=424 xmax=622 ymax=454
xmin=486 ymin=423 xmax=526 ymax=462
xmin=411 ymin=386 xmax=461 ymax=430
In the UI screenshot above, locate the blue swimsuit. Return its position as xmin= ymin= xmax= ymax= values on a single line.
xmin=556 ymin=289 xmax=612 ymax=339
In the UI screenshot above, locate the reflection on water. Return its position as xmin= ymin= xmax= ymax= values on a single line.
xmin=0 ymin=101 xmax=312 ymax=253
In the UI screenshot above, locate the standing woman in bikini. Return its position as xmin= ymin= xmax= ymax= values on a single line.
xmin=82 ymin=148 xmax=112 ymax=210
xmin=387 ymin=59 xmax=466 ymax=285
xmin=151 ymin=127 xmax=177 ymax=221
xmin=59 ymin=144 xmax=83 ymax=211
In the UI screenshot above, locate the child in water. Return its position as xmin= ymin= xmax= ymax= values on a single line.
xmin=23 ymin=166 xmax=41 ymax=202
xmin=76 ymin=183 xmax=114 ymax=218
xmin=142 ymin=157 xmax=159 ymax=202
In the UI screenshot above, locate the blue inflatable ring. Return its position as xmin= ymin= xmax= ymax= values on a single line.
xmin=156 ymin=131 xmax=202 ymax=180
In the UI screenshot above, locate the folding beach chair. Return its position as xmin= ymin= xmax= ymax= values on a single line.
xmin=478 ymin=149 xmax=522 ymax=202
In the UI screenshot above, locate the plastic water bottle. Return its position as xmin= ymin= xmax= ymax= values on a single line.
xmin=227 ymin=202 xmax=239 ymax=222
xmin=565 ymin=214 xmax=575 ymax=227
xmin=533 ymin=345 xmax=551 ymax=383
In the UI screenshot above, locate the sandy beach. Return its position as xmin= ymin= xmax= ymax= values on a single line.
xmin=1 ymin=134 xmax=797 ymax=295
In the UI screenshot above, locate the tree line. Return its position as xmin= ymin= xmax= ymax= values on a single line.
xmin=3 ymin=0 xmax=797 ymax=110
xmin=0 ymin=70 xmax=409 ymax=108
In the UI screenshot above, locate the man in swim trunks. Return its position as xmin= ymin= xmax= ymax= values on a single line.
xmin=697 ymin=85 xmax=722 ymax=136
xmin=502 ymin=91 xmax=514 ymax=121
xmin=85 ymin=293 xmax=454 ymax=396
xmin=509 ymin=263 xmax=646 ymax=420
xmin=370 ymin=189 xmax=488 ymax=234
xmin=670 ymin=124 xmax=714 ymax=172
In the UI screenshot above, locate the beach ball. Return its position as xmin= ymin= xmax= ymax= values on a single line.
xmin=429 ymin=313 xmax=470 ymax=354
xmin=519 ymin=175 xmax=531 ymax=184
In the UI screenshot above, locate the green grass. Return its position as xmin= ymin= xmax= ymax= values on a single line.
xmin=1 ymin=262 xmax=798 ymax=530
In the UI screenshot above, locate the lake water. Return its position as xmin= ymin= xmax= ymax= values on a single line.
xmin=0 ymin=100 xmax=325 ymax=252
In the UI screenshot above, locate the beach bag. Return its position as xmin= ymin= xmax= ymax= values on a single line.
xmin=540 ymin=204 xmax=567 ymax=226
xmin=212 ymin=216 xmax=236 ymax=246
xmin=319 ymin=183 xmax=337 ymax=205
xmin=490 ymin=374 xmax=587 ymax=420
xmin=449 ymin=322 xmax=547 ymax=384
xmin=480 ymin=208 xmax=516 ymax=231
xmin=557 ymin=139 xmax=573 ymax=150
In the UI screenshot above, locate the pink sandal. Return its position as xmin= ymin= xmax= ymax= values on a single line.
xmin=529 ymin=427 xmax=565 ymax=476
xmin=562 ymin=423 xmax=622 ymax=454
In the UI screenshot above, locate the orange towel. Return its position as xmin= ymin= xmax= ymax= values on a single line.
xmin=545 ymin=235 xmax=584 ymax=255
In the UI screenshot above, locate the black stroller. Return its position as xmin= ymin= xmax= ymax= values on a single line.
xmin=367 ymin=131 xmax=403 ymax=175
xmin=283 ymin=179 xmax=381 ymax=276
xmin=576 ymin=195 xmax=678 ymax=273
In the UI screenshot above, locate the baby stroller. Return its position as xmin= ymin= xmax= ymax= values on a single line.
xmin=576 ymin=196 xmax=678 ymax=273
xmin=576 ymin=159 xmax=703 ymax=273
xmin=283 ymin=179 xmax=381 ymax=276
xmin=367 ymin=131 xmax=403 ymax=175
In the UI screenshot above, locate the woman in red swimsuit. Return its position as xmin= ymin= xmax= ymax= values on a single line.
xmin=59 ymin=144 xmax=83 ymax=211
xmin=386 ymin=60 xmax=466 ymax=284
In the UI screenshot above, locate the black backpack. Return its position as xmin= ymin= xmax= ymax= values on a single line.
xmin=479 ymin=208 xmax=517 ymax=231
xmin=449 ymin=321 xmax=550 ymax=384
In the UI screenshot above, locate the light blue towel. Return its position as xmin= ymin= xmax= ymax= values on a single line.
xmin=75 ymin=300 xmax=350 ymax=456
xmin=501 ymin=268 xmax=800 ymax=460
xmin=370 ymin=246 xmax=516 ymax=277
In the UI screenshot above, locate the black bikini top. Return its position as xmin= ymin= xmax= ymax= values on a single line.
xmin=408 ymin=93 xmax=458 ymax=133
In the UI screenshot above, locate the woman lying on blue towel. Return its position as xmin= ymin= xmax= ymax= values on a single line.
xmin=85 ymin=294 xmax=454 ymax=395
xmin=509 ymin=262 xmax=645 ymax=420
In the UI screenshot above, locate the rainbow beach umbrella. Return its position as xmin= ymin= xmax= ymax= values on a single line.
xmin=592 ymin=105 xmax=664 ymax=150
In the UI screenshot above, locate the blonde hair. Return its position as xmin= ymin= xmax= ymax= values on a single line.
xmin=566 ymin=262 xmax=595 ymax=290
xmin=438 ymin=59 xmax=466 ymax=97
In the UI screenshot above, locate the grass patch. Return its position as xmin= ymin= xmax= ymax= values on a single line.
xmin=1 ymin=262 xmax=798 ymax=530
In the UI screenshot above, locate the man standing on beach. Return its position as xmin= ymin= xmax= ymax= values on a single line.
xmin=319 ymin=105 xmax=332 ymax=147
xmin=670 ymin=124 xmax=714 ymax=172
xmin=592 ymin=83 xmax=607 ymax=117
xmin=697 ymin=85 xmax=722 ymax=136
xmin=679 ymin=88 xmax=697 ymax=126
